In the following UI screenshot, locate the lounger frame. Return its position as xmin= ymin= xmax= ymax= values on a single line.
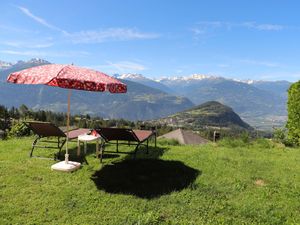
xmin=95 ymin=128 xmax=155 ymax=162
xmin=25 ymin=121 xmax=89 ymax=159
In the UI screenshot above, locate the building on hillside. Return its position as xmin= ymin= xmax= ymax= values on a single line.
xmin=158 ymin=128 xmax=209 ymax=145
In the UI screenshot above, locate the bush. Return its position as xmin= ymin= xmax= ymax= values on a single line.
xmin=241 ymin=131 xmax=250 ymax=143
xmin=273 ymin=127 xmax=295 ymax=147
xmin=273 ymin=127 xmax=286 ymax=142
xmin=8 ymin=122 xmax=31 ymax=138
xmin=287 ymin=80 xmax=300 ymax=146
xmin=157 ymin=138 xmax=180 ymax=146
xmin=252 ymin=138 xmax=275 ymax=149
xmin=218 ymin=137 xmax=248 ymax=148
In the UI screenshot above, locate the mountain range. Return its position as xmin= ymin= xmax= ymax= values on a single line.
xmin=0 ymin=59 xmax=193 ymax=121
xmin=0 ymin=58 xmax=50 ymax=77
xmin=0 ymin=58 xmax=293 ymax=130
xmin=115 ymin=73 xmax=291 ymax=130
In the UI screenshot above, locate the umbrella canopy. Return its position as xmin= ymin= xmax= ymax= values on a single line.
xmin=7 ymin=64 xmax=127 ymax=93
xmin=7 ymin=64 xmax=127 ymax=172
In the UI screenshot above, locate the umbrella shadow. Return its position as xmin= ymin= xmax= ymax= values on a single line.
xmin=91 ymin=158 xmax=200 ymax=199
xmin=124 ymin=145 xmax=168 ymax=160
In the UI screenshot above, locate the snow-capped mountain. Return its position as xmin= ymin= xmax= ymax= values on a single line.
xmin=157 ymin=74 xmax=221 ymax=82
xmin=115 ymin=73 xmax=174 ymax=93
xmin=0 ymin=58 xmax=51 ymax=82
xmin=0 ymin=58 xmax=292 ymax=129
xmin=114 ymin=74 xmax=291 ymax=118
xmin=0 ymin=67 xmax=193 ymax=121
xmin=0 ymin=60 xmax=13 ymax=70
xmin=13 ymin=58 xmax=50 ymax=67
xmin=115 ymin=73 xmax=147 ymax=80
xmin=0 ymin=58 xmax=50 ymax=71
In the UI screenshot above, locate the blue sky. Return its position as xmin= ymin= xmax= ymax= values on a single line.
xmin=0 ymin=0 xmax=299 ymax=81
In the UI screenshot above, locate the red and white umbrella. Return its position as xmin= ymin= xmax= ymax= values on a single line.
xmin=7 ymin=64 xmax=127 ymax=171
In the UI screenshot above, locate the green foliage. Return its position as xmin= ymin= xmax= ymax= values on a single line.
xmin=272 ymin=127 xmax=294 ymax=147
xmin=8 ymin=122 xmax=31 ymax=138
xmin=273 ymin=127 xmax=286 ymax=142
xmin=157 ymin=137 xmax=180 ymax=146
xmin=240 ymin=131 xmax=250 ymax=143
xmin=251 ymin=138 xmax=275 ymax=149
xmin=287 ymin=80 xmax=300 ymax=145
xmin=218 ymin=137 xmax=248 ymax=148
xmin=218 ymin=136 xmax=275 ymax=149
xmin=1 ymin=104 xmax=141 ymax=138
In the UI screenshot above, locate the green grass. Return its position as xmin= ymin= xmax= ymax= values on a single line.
xmin=0 ymin=137 xmax=299 ymax=224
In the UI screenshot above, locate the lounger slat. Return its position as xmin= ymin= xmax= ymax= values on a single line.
xmin=25 ymin=121 xmax=89 ymax=159
xmin=95 ymin=128 xmax=155 ymax=162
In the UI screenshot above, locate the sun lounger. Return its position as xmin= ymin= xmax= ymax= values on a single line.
xmin=95 ymin=128 xmax=155 ymax=162
xmin=25 ymin=121 xmax=90 ymax=159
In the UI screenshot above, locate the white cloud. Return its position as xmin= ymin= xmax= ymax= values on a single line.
xmin=0 ymin=24 xmax=34 ymax=33
xmin=16 ymin=6 xmax=159 ymax=45
xmin=17 ymin=6 xmax=68 ymax=34
xmin=241 ymin=22 xmax=283 ymax=31
xmin=107 ymin=61 xmax=147 ymax=71
xmin=67 ymin=28 xmax=159 ymax=44
xmin=191 ymin=21 xmax=285 ymax=37
xmin=175 ymin=69 xmax=183 ymax=73
xmin=2 ymin=40 xmax=53 ymax=48
xmin=259 ymin=72 xmax=300 ymax=81
xmin=1 ymin=50 xmax=44 ymax=56
xmin=0 ymin=49 xmax=90 ymax=57
xmin=217 ymin=64 xmax=230 ymax=68
xmin=240 ymin=59 xmax=279 ymax=68
xmin=90 ymin=61 xmax=147 ymax=74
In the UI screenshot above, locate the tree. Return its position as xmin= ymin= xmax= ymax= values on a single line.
xmin=0 ymin=105 xmax=8 ymax=118
xmin=286 ymin=80 xmax=300 ymax=145
xmin=19 ymin=104 xmax=30 ymax=119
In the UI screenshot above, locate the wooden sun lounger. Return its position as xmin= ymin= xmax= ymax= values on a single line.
xmin=95 ymin=128 xmax=156 ymax=162
xmin=25 ymin=121 xmax=89 ymax=159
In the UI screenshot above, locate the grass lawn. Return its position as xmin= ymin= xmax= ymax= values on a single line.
xmin=0 ymin=137 xmax=299 ymax=224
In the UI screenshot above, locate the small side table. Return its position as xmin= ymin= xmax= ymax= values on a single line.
xmin=77 ymin=134 xmax=101 ymax=157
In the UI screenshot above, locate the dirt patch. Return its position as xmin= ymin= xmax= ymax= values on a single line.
xmin=255 ymin=179 xmax=266 ymax=187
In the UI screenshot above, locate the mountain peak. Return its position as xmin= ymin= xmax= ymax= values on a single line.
xmin=189 ymin=74 xmax=217 ymax=80
xmin=117 ymin=73 xmax=147 ymax=80
xmin=0 ymin=58 xmax=51 ymax=70
xmin=0 ymin=60 xmax=13 ymax=70
xmin=15 ymin=58 xmax=50 ymax=65
xmin=158 ymin=74 xmax=221 ymax=82
xmin=154 ymin=101 xmax=252 ymax=130
xmin=27 ymin=58 xmax=50 ymax=64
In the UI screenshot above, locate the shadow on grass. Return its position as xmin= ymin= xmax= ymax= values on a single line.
xmin=91 ymin=158 xmax=200 ymax=199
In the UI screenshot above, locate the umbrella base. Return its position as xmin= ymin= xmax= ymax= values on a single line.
xmin=51 ymin=161 xmax=81 ymax=172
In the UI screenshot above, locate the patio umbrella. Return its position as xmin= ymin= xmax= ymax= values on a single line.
xmin=7 ymin=64 xmax=127 ymax=171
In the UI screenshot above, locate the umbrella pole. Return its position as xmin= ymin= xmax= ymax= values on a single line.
xmin=51 ymin=88 xmax=80 ymax=172
xmin=65 ymin=89 xmax=71 ymax=163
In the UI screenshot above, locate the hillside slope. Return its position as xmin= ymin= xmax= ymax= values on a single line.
xmin=153 ymin=101 xmax=252 ymax=130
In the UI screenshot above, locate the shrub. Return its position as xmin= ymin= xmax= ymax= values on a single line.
xmin=287 ymin=80 xmax=300 ymax=146
xmin=273 ymin=127 xmax=286 ymax=142
xmin=8 ymin=122 xmax=31 ymax=138
xmin=218 ymin=137 xmax=248 ymax=148
xmin=157 ymin=138 xmax=180 ymax=146
xmin=241 ymin=131 xmax=250 ymax=143
xmin=252 ymin=138 xmax=275 ymax=149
